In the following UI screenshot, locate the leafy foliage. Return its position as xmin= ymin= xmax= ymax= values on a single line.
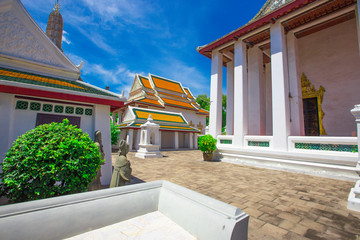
xmin=111 ymin=121 xmax=120 ymax=145
xmin=0 ymin=119 xmax=103 ymax=202
xmin=198 ymin=134 xmax=217 ymax=153
xmin=196 ymin=94 xmax=227 ymax=132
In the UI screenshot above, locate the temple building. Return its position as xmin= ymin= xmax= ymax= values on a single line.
xmin=198 ymin=0 xmax=360 ymax=181
xmin=0 ymin=0 xmax=126 ymax=185
xmin=114 ymin=74 xmax=208 ymax=151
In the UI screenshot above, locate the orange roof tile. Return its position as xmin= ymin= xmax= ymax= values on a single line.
xmin=138 ymin=98 xmax=162 ymax=106
xmin=184 ymin=88 xmax=195 ymax=100
xmin=139 ymin=76 xmax=152 ymax=89
xmin=151 ymin=76 xmax=184 ymax=94
xmin=162 ymin=97 xmax=196 ymax=109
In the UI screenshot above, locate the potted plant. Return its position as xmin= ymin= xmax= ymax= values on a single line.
xmin=198 ymin=134 xmax=217 ymax=161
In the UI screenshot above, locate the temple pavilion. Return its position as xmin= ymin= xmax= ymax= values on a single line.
xmin=0 ymin=0 xmax=126 ymax=185
xmin=197 ymin=0 xmax=360 ymax=181
xmin=114 ymin=74 xmax=208 ymax=151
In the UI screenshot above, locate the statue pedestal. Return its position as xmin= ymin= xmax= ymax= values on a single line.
xmin=135 ymin=144 xmax=163 ymax=158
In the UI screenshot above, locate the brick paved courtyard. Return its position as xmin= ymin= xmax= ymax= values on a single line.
xmin=114 ymin=150 xmax=360 ymax=240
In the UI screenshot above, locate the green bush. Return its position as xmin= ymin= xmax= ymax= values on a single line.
xmin=0 ymin=119 xmax=103 ymax=202
xmin=198 ymin=134 xmax=217 ymax=153
xmin=111 ymin=121 xmax=120 ymax=145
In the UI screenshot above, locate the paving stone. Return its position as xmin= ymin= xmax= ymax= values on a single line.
xmin=299 ymin=219 xmax=327 ymax=233
xmin=278 ymin=212 xmax=302 ymax=223
xmin=259 ymin=213 xmax=284 ymax=226
xmin=258 ymin=205 xmax=281 ymax=215
xmin=259 ymin=223 xmax=288 ymax=239
xmin=242 ymin=207 xmax=263 ymax=218
xmin=111 ymin=150 xmax=360 ymax=240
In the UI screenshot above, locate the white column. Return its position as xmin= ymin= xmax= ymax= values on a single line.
xmin=174 ymin=131 xmax=179 ymax=150
xmin=194 ymin=133 xmax=198 ymax=149
xmin=270 ymin=22 xmax=291 ymax=151
xmin=351 ymin=105 xmax=360 ymax=168
xmin=287 ymin=33 xmax=305 ymax=136
xmin=209 ymin=50 xmax=223 ymax=137
xmin=247 ymin=46 xmax=266 ymax=135
xmin=127 ymin=129 xmax=134 ymax=151
xmin=94 ymin=104 xmax=112 ymax=185
xmin=233 ymin=40 xmax=248 ymax=147
xmin=226 ymin=61 xmax=234 ymax=135
xmin=189 ymin=132 xmax=194 ymax=149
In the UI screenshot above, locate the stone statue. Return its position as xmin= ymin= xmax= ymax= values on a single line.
xmin=110 ymin=140 xmax=132 ymax=187
xmin=89 ymin=130 xmax=105 ymax=190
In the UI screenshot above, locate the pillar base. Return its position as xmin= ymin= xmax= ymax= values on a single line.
xmin=348 ymin=180 xmax=360 ymax=212
xmin=135 ymin=144 xmax=163 ymax=158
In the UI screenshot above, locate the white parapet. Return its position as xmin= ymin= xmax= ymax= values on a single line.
xmin=0 ymin=181 xmax=249 ymax=240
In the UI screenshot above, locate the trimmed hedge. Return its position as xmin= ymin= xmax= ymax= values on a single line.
xmin=0 ymin=119 xmax=103 ymax=202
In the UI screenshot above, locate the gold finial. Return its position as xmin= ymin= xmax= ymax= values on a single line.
xmin=53 ymin=0 xmax=61 ymax=12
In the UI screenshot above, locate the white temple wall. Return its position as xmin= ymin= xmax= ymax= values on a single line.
xmin=265 ymin=62 xmax=273 ymax=136
xmin=179 ymin=132 xmax=185 ymax=148
xmin=298 ymin=19 xmax=360 ymax=136
xmin=0 ymin=93 xmax=97 ymax=162
xmin=161 ymin=131 xmax=175 ymax=149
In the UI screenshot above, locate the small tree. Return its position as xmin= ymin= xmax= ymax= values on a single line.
xmin=198 ymin=134 xmax=217 ymax=154
xmin=111 ymin=121 xmax=120 ymax=145
xmin=0 ymin=119 xmax=103 ymax=202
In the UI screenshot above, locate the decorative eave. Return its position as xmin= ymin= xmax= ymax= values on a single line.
xmin=0 ymin=84 xmax=124 ymax=110
xmin=197 ymin=0 xmax=316 ymax=58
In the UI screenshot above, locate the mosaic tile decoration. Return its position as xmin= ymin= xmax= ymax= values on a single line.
xmin=248 ymin=141 xmax=270 ymax=147
xmin=15 ymin=100 xmax=93 ymax=116
xmin=295 ymin=143 xmax=358 ymax=153
xmin=42 ymin=104 xmax=53 ymax=112
xmin=15 ymin=100 xmax=28 ymax=110
xmin=30 ymin=102 xmax=41 ymax=111
xmin=220 ymin=139 xmax=232 ymax=144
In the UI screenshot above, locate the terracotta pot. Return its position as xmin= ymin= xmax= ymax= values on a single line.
xmin=203 ymin=152 xmax=213 ymax=161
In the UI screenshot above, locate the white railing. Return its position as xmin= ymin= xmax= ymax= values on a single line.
xmin=288 ymin=136 xmax=357 ymax=154
xmin=244 ymin=135 xmax=273 ymax=149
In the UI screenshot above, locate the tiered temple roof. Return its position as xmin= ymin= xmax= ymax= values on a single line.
xmin=127 ymin=74 xmax=209 ymax=115
xmin=119 ymin=107 xmax=200 ymax=132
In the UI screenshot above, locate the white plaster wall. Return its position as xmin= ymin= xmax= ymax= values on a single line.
xmin=93 ymin=104 xmax=112 ymax=185
xmin=161 ymin=131 xmax=174 ymax=149
xmin=298 ymin=19 xmax=360 ymax=136
xmin=265 ymin=63 xmax=273 ymax=135
xmin=179 ymin=132 xmax=186 ymax=148
xmin=0 ymin=93 xmax=15 ymax=162
xmin=0 ymin=94 xmax=96 ymax=164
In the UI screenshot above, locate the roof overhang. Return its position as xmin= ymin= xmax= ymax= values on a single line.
xmin=197 ymin=0 xmax=317 ymax=57
xmin=0 ymin=84 xmax=125 ymax=110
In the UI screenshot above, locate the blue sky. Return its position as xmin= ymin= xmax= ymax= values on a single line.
xmin=22 ymin=0 xmax=264 ymax=97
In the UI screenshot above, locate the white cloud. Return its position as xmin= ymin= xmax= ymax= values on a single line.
xmin=79 ymin=0 xmax=154 ymax=25
xmin=62 ymin=30 xmax=71 ymax=44
xmin=81 ymin=63 xmax=143 ymax=96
